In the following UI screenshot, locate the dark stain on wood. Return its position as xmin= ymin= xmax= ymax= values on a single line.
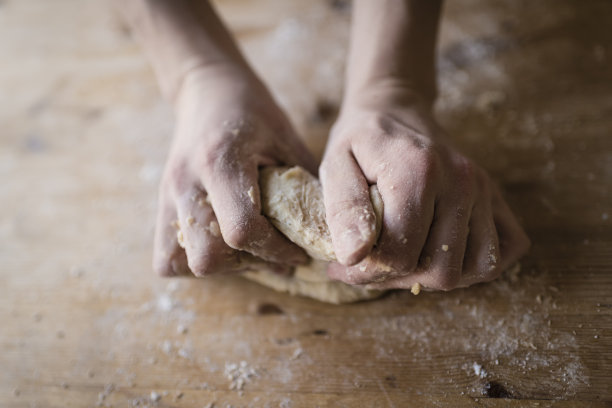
xmin=384 ymin=375 xmax=398 ymax=388
xmin=256 ymin=303 xmax=284 ymax=315
xmin=484 ymin=381 xmax=512 ymax=398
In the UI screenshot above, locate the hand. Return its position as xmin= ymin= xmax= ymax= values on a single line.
xmin=153 ymin=67 xmax=317 ymax=277
xmin=320 ymin=89 xmax=530 ymax=290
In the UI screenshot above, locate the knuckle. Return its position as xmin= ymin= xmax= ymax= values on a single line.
xmin=457 ymin=157 xmax=476 ymax=180
xmin=200 ymin=145 xmax=222 ymax=172
xmin=161 ymin=160 xmax=190 ymax=196
xmin=198 ymin=139 xmax=240 ymax=175
xmin=456 ymin=158 xmax=477 ymax=193
xmin=362 ymin=112 xmax=387 ymax=134
xmin=167 ymin=161 xmax=187 ymax=182
xmin=417 ymin=148 xmax=441 ymax=181
xmin=474 ymin=167 xmax=492 ymax=195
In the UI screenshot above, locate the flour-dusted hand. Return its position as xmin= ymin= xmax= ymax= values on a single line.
xmin=321 ymin=93 xmax=530 ymax=290
xmin=120 ymin=1 xmax=316 ymax=276
xmin=154 ymin=68 xmax=316 ymax=276
xmin=320 ymin=0 xmax=529 ymax=290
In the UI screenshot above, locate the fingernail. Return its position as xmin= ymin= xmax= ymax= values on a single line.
xmin=336 ymin=228 xmax=369 ymax=265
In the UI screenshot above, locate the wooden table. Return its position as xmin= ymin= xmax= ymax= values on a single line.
xmin=1 ymin=0 xmax=610 ymax=406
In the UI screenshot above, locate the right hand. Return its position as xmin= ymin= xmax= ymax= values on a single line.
xmin=153 ymin=67 xmax=317 ymax=277
xmin=320 ymin=87 xmax=530 ymax=291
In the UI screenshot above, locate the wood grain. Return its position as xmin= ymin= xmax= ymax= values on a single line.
xmin=1 ymin=0 xmax=611 ymax=407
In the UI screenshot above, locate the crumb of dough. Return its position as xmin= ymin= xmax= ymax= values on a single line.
xmin=208 ymin=220 xmax=221 ymax=237
xmin=186 ymin=216 xmax=195 ymax=226
xmin=411 ymin=282 xmax=421 ymax=295
xmin=177 ymin=230 xmax=186 ymax=248
xmin=247 ymin=186 xmax=257 ymax=204
xmin=441 ymin=244 xmax=449 ymax=252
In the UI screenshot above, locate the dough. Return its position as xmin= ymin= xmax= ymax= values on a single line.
xmin=242 ymin=166 xmax=385 ymax=304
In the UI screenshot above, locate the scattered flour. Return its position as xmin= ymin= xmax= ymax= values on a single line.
xmin=472 ymin=362 xmax=488 ymax=379
xmin=224 ymin=361 xmax=259 ymax=394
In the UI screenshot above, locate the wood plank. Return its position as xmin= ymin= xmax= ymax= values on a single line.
xmin=1 ymin=0 xmax=611 ymax=406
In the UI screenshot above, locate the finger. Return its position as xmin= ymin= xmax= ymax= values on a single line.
xmin=413 ymin=199 xmax=471 ymax=291
xmin=153 ymin=192 xmax=189 ymax=277
xmin=320 ymin=150 xmax=378 ymax=265
xmin=174 ymin=188 xmax=242 ymax=276
xmin=325 ymin=184 xmax=435 ymax=285
xmin=459 ymin=199 xmax=501 ymax=287
xmin=201 ymin=158 xmax=309 ymax=265
xmin=331 ymin=147 xmax=442 ymax=284
xmin=364 ymin=201 xmax=472 ymax=291
xmin=491 ymin=186 xmax=531 ymax=271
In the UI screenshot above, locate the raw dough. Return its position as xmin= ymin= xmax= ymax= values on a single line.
xmin=242 ymin=166 xmax=385 ymax=304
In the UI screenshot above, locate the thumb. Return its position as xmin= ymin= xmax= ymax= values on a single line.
xmin=320 ymin=150 xmax=377 ymax=265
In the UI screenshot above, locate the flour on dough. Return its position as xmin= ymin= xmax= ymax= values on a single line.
xmin=241 ymin=166 xmax=385 ymax=304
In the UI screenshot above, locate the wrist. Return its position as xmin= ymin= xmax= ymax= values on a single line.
xmin=174 ymin=62 xmax=263 ymax=111
xmin=344 ymin=0 xmax=441 ymax=111
xmin=342 ymin=77 xmax=435 ymax=115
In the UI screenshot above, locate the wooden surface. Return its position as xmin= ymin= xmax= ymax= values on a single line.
xmin=1 ymin=0 xmax=611 ymax=407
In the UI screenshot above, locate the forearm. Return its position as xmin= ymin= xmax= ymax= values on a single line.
xmin=344 ymin=0 xmax=442 ymax=107
xmin=119 ymin=0 xmax=254 ymax=104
